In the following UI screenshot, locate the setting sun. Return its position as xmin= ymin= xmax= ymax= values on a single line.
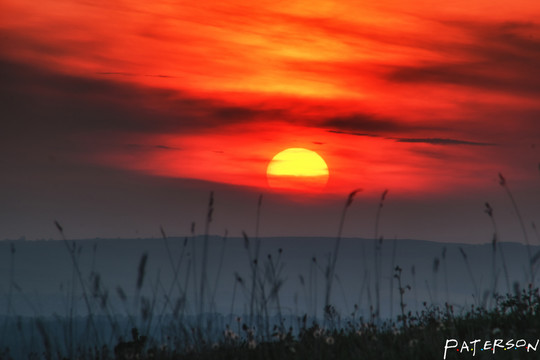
xmin=266 ymin=148 xmax=329 ymax=192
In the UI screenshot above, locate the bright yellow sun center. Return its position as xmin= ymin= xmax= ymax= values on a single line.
xmin=266 ymin=148 xmax=329 ymax=192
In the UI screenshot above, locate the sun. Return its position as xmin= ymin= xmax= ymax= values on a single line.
xmin=266 ymin=148 xmax=329 ymax=192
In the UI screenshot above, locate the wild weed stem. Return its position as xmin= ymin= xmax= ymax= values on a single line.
xmin=55 ymin=221 xmax=101 ymax=346
xmin=199 ymin=191 xmax=214 ymax=318
xmin=324 ymin=189 xmax=361 ymax=320
xmin=458 ymin=247 xmax=480 ymax=306
xmin=249 ymin=195 xmax=263 ymax=326
xmin=373 ymin=190 xmax=388 ymax=320
xmin=499 ymin=173 xmax=533 ymax=283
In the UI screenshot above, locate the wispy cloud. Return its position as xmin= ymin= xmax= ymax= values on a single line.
xmin=2 ymin=1 xmax=539 ymax=198
xmin=386 ymin=21 xmax=540 ymax=96
xmin=391 ymin=138 xmax=495 ymax=146
xmin=97 ymin=72 xmax=175 ymax=78
xmin=327 ymin=129 xmax=496 ymax=146
xmin=126 ymin=144 xmax=182 ymax=151
xmin=323 ymin=114 xmax=429 ymax=134
xmin=1 ymin=58 xmax=284 ymax=137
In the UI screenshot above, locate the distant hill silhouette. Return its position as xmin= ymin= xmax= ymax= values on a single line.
xmin=0 ymin=237 xmax=536 ymax=318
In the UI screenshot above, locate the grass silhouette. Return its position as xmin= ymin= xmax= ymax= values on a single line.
xmin=0 ymin=171 xmax=539 ymax=359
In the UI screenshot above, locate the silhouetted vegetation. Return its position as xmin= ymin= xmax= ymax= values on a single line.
xmin=1 ymin=171 xmax=539 ymax=359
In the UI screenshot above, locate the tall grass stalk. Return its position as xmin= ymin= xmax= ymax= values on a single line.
xmin=90 ymin=243 xmax=97 ymax=277
xmin=36 ymin=318 xmax=52 ymax=360
xmin=531 ymin=251 xmax=540 ymax=284
xmin=199 ymin=191 xmax=214 ymax=318
xmin=249 ymin=195 xmax=263 ymax=326
xmin=266 ymin=250 xmax=285 ymax=332
xmin=357 ymin=269 xmax=368 ymax=318
xmin=210 ymin=230 xmax=228 ymax=313
xmin=242 ymin=230 xmax=271 ymax=336
xmin=411 ymin=265 xmax=418 ymax=312
xmin=532 ymin=222 xmax=540 ymax=243
xmin=499 ymin=173 xmax=533 ymax=283
xmin=373 ymin=189 xmax=388 ymax=320
xmin=256 ymin=270 xmax=271 ymax=339
xmin=425 ymin=280 xmax=434 ymax=305
xmin=373 ymin=238 xmax=382 ymax=320
xmin=255 ymin=194 xmax=263 ymax=239
xmin=66 ymin=242 xmax=77 ymax=359
xmin=458 ymin=247 xmax=480 ymax=306
xmin=229 ymin=273 xmax=242 ymax=325
xmin=182 ymin=255 xmax=192 ymax=320
xmin=394 ymin=266 xmax=409 ymax=329
xmin=324 ymin=189 xmax=361 ymax=321
xmin=298 ymin=274 xmax=308 ymax=314
xmin=485 ymin=202 xmax=510 ymax=293
xmin=190 ymin=221 xmax=198 ymax=317
xmin=153 ymin=226 xmax=180 ymax=337
xmin=389 ymin=239 xmax=397 ymax=319
xmin=311 ymin=257 xmax=318 ymax=320
xmin=441 ymin=247 xmax=449 ymax=305
xmin=54 ymin=221 xmax=100 ymax=346
xmin=158 ymin=227 xmax=177 ymax=309
xmin=136 ymin=253 xmax=148 ymax=293
xmin=432 ymin=257 xmax=440 ymax=306
xmin=1 ymin=243 xmax=16 ymax=342
xmin=486 ymin=207 xmax=498 ymax=307
xmin=89 ymin=270 xmax=119 ymax=346
xmin=334 ymin=274 xmax=349 ymax=312
xmin=116 ymin=285 xmax=136 ymax=330
xmin=155 ymin=231 xmax=188 ymax=334
xmin=140 ymin=271 xmax=160 ymax=337
xmin=134 ymin=252 xmax=149 ymax=332
xmin=242 ymin=231 xmax=256 ymax=326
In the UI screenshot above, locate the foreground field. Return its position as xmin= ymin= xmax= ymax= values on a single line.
xmin=2 ymin=286 xmax=539 ymax=359
xmin=2 ymin=187 xmax=539 ymax=359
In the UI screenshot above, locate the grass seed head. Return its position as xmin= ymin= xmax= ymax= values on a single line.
xmin=160 ymin=226 xmax=167 ymax=239
xmin=381 ymin=189 xmax=388 ymax=201
xmin=208 ymin=191 xmax=214 ymax=207
xmin=54 ymin=220 xmax=63 ymax=233
xmin=459 ymin=247 xmax=468 ymax=260
xmin=484 ymin=202 xmax=493 ymax=217
xmin=242 ymin=231 xmax=249 ymax=250
xmin=136 ymin=253 xmax=148 ymax=290
xmin=345 ymin=188 xmax=362 ymax=208
xmin=433 ymin=258 xmax=440 ymax=273
xmin=117 ymin=286 xmax=127 ymax=302
xmin=498 ymin=172 xmax=506 ymax=186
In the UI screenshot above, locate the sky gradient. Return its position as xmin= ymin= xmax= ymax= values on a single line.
xmin=1 ymin=0 xmax=539 ymax=242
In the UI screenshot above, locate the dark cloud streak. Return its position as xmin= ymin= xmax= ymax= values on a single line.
xmin=126 ymin=144 xmax=181 ymax=151
xmin=387 ymin=21 xmax=540 ymax=96
xmin=391 ymin=138 xmax=495 ymax=146
xmin=0 ymin=59 xmax=284 ymax=139
xmin=97 ymin=72 xmax=175 ymax=78
xmin=324 ymin=113 xmax=425 ymax=134
xmin=327 ymin=130 xmax=378 ymax=137
xmin=327 ymin=129 xmax=495 ymax=146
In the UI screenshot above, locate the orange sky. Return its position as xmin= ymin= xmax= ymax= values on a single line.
xmin=1 ymin=0 xmax=539 ymax=240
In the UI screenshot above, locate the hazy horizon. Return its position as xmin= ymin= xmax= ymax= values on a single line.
xmin=2 ymin=236 xmax=538 ymax=317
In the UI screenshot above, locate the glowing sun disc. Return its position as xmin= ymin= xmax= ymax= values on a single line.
xmin=266 ymin=148 xmax=329 ymax=191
